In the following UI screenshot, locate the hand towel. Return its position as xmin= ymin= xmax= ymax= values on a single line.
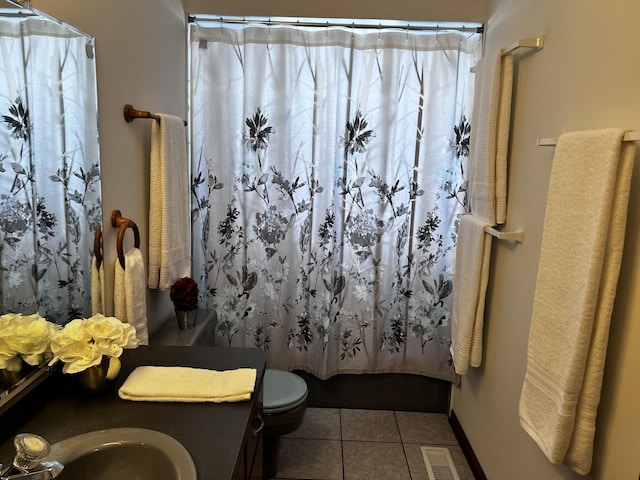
xmin=148 ymin=114 xmax=191 ymax=291
xmin=118 ymin=366 xmax=257 ymax=403
xmin=468 ymin=50 xmax=514 ymax=225
xmin=450 ymin=214 xmax=493 ymax=375
xmin=114 ymin=247 xmax=149 ymax=345
xmin=519 ymin=129 xmax=635 ymax=475
xmin=91 ymin=257 xmax=105 ymax=315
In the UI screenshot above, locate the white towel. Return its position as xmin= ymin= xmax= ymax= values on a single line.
xmin=91 ymin=257 xmax=105 ymax=315
xmin=519 ymin=129 xmax=635 ymax=475
xmin=118 ymin=366 xmax=257 ymax=403
xmin=114 ymin=247 xmax=149 ymax=345
xmin=468 ymin=50 xmax=513 ymax=225
xmin=450 ymin=214 xmax=493 ymax=375
xmin=148 ymin=114 xmax=191 ymax=291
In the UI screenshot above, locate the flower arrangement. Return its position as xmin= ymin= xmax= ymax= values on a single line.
xmin=49 ymin=314 xmax=138 ymax=378
xmin=170 ymin=277 xmax=199 ymax=311
xmin=0 ymin=313 xmax=59 ymax=372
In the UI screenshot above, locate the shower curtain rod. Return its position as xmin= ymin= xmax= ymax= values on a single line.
xmin=189 ymin=15 xmax=484 ymax=34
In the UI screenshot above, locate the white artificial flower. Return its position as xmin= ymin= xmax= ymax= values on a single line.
xmin=49 ymin=314 xmax=138 ymax=375
xmin=0 ymin=312 xmax=58 ymax=371
xmin=0 ymin=353 xmax=23 ymax=372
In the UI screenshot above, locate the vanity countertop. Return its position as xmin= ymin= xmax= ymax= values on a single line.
xmin=0 ymin=345 xmax=266 ymax=479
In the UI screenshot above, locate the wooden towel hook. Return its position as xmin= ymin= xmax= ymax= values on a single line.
xmin=93 ymin=224 xmax=103 ymax=270
xmin=111 ymin=210 xmax=141 ymax=269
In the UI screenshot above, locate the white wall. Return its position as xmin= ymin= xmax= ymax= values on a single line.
xmin=451 ymin=1 xmax=640 ymax=479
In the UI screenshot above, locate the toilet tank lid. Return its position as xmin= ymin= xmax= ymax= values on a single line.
xmin=263 ymin=369 xmax=308 ymax=411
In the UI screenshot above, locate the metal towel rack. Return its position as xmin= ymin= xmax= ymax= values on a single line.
xmin=123 ymin=104 xmax=187 ymax=126
xmin=458 ymin=214 xmax=524 ymax=243
xmin=472 ymin=36 xmax=544 ymax=242
xmin=471 ymin=35 xmax=544 ymax=72
xmin=502 ymin=36 xmax=544 ymax=56
xmin=111 ymin=210 xmax=141 ymax=269
xmin=485 ymin=226 xmax=524 ymax=243
xmin=537 ymin=130 xmax=640 ymax=146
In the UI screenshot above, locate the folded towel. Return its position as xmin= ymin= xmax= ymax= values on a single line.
xmin=519 ymin=129 xmax=635 ymax=474
xmin=91 ymin=257 xmax=105 ymax=315
xmin=118 ymin=366 xmax=257 ymax=403
xmin=114 ymin=247 xmax=149 ymax=345
xmin=468 ymin=49 xmax=513 ymax=225
xmin=148 ymin=114 xmax=191 ymax=291
xmin=450 ymin=214 xmax=493 ymax=374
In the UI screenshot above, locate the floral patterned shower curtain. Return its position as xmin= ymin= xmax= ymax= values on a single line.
xmin=0 ymin=17 xmax=101 ymax=323
xmin=190 ymin=21 xmax=481 ymax=381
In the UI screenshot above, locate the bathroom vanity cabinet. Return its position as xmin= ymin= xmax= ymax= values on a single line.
xmin=0 ymin=346 xmax=266 ymax=480
xmin=236 ymin=389 xmax=264 ymax=479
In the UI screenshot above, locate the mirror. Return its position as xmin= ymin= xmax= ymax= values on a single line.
xmin=0 ymin=1 xmax=102 ymax=402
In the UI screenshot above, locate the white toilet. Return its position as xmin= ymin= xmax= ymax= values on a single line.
xmin=262 ymin=369 xmax=308 ymax=478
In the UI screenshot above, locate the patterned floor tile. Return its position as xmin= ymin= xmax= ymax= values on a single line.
xmin=276 ymin=409 xmax=475 ymax=480
xmin=342 ymin=441 xmax=411 ymax=480
xmin=395 ymin=411 xmax=459 ymax=445
xmin=402 ymin=443 xmax=430 ymax=480
xmin=341 ymin=408 xmax=401 ymax=442
xmin=446 ymin=445 xmax=476 ymax=480
xmin=276 ymin=438 xmax=343 ymax=480
xmin=285 ymin=407 xmax=341 ymax=440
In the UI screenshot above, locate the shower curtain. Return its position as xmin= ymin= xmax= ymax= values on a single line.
xmin=0 ymin=17 xmax=101 ymax=323
xmin=190 ymin=21 xmax=481 ymax=381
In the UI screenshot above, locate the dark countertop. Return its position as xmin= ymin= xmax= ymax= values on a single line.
xmin=0 ymin=346 xmax=265 ymax=479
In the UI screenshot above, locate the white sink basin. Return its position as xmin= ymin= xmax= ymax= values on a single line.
xmin=42 ymin=428 xmax=196 ymax=480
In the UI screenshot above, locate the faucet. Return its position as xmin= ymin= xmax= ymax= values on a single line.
xmin=0 ymin=434 xmax=63 ymax=480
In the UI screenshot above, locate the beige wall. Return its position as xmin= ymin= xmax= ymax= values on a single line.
xmin=31 ymin=0 xmax=187 ymax=331
xmin=451 ymin=0 xmax=640 ymax=479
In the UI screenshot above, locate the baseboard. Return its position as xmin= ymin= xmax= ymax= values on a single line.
xmin=448 ymin=410 xmax=487 ymax=480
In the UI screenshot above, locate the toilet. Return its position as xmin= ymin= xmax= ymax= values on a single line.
xmin=262 ymin=369 xmax=308 ymax=479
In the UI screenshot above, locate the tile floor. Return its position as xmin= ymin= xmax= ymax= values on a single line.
xmin=275 ymin=408 xmax=475 ymax=480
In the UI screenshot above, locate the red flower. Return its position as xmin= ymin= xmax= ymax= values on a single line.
xmin=170 ymin=277 xmax=199 ymax=311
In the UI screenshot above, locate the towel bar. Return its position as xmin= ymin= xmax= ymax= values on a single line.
xmin=111 ymin=210 xmax=141 ymax=269
xmin=471 ymin=35 xmax=544 ymax=72
xmin=485 ymin=226 xmax=524 ymax=243
xmin=123 ymin=104 xmax=187 ymax=126
xmin=537 ymin=130 xmax=640 ymax=146
xmin=502 ymin=36 xmax=544 ymax=55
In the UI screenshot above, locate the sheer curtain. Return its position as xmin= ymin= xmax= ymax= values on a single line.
xmin=0 ymin=17 xmax=101 ymax=322
xmin=190 ymin=21 xmax=481 ymax=381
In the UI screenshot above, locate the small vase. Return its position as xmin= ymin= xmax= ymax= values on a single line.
xmin=0 ymin=367 xmax=27 ymax=388
xmin=0 ymin=360 xmax=34 ymax=389
xmin=175 ymin=308 xmax=198 ymax=330
xmin=78 ymin=357 xmax=112 ymax=393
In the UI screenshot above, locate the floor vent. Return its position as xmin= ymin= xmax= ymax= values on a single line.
xmin=421 ymin=446 xmax=461 ymax=480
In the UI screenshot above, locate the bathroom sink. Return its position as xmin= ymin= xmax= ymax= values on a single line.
xmin=41 ymin=428 xmax=196 ymax=480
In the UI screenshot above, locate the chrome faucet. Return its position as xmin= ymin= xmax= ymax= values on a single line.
xmin=0 ymin=434 xmax=63 ymax=480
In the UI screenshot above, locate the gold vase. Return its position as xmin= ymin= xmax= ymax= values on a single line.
xmin=0 ymin=367 xmax=27 ymax=388
xmin=78 ymin=357 xmax=111 ymax=393
xmin=0 ymin=360 xmax=34 ymax=388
